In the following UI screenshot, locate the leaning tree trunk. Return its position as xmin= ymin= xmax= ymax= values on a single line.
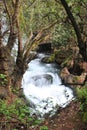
xmin=10 ymin=17 xmax=28 ymax=89
xmin=60 ymin=0 xmax=87 ymax=61
xmin=0 ymin=46 xmax=14 ymax=98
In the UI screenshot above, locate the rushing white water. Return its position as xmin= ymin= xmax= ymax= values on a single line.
xmin=22 ymin=53 xmax=74 ymax=117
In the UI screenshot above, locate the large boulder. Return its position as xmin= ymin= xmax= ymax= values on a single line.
xmin=79 ymin=62 xmax=87 ymax=72
xmin=60 ymin=67 xmax=87 ymax=86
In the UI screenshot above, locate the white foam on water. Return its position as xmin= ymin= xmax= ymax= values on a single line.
xmin=22 ymin=53 xmax=74 ymax=117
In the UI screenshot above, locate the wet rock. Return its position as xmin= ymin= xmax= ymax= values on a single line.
xmin=41 ymin=56 xmax=55 ymax=63
xmin=60 ymin=67 xmax=72 ymax=84
xmin=31 ymin=74 xmax=53 ymax=87
xmin=60 ymin=67 xmax=70 ymax=78
xmin=41 ymin=57 xmax=50 ymax=63
xmin=79 ymin=62 xmax=87 ymax=72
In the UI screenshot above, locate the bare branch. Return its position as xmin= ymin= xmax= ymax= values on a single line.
xmin=3 ymin=0 xmax=11 ymax=21
xmin=23 ymin=21 xmax=58 ymax=62
xmin=23 ymin=31 xmax=34 ymax=53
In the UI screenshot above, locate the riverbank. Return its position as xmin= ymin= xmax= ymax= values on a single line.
xmin=31 ymin=100 xmax=87 ymax=130
xmin=0 ymin=98 xmax=87 ymax=130
xmin=33 ymin=46 xmax=87 ymax=130
xmin=0 ymin=46 xmax=87 ymax=130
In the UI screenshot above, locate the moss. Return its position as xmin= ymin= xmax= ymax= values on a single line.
xmin=73 ymin=76 xmax=79 ymax=82
xmin=48 ymin=49 xmax=61 ymax=63
xmin=61 ymin=55 xmax=73 ymax=67
xmin=77 ymin=86 xmax=87 ymax=123
xmin=48 ymin=53 xmax=55 ymax=62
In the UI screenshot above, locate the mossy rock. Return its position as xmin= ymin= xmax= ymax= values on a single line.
xmin=55 ymin=48 xmax=73 ymax=65
xmin=41 ymin=54 xmax=55 ymax=63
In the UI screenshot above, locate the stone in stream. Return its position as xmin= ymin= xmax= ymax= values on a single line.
xmin=31 ymin=74 xmax=53 ymax=87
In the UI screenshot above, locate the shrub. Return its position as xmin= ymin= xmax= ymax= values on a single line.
xmin=40 ymin=125 xmax=49 ymax=130
xmin=0 ymin=73 xmax=8 ymax=86
xmin=77 ymin=86 xmax=87 ymax=123
xmin=0 ymin=98 xmax=41 ymax=125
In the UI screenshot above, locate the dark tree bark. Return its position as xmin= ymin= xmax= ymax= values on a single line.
xmin=59 ymin=0 xmax=87 ymax=61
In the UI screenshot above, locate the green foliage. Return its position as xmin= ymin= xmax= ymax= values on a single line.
xmin=77 ymin=87 xmax=87 ymax=99
xmin=61 ymin=55 xmax=73 ymax=67
xmin=77 ymin=86 xmax=87 ymax=123
xmin=0 ymin=74 xmax=6 ymax=79
xmin=52 ymin=23 xmax=75 ymax=48
xmin=40 ymin=126 xmax=49 ymax=130
xmin=83 ymin=111 xmax=87 ymax=123
xmin=0 ymin=98 xmax=41 ymax=125
xmin=0 ymin=74 xmax=8 ymax=86
xmin=47 ymin=53 xmax=55 ymax=63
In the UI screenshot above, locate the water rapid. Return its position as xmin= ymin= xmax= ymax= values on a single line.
xmin=22 ymin=53 xmax=74 ymax=117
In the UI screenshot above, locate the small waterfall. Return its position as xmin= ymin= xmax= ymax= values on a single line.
xmin=22 ymin=53 xmax=74 ymax=117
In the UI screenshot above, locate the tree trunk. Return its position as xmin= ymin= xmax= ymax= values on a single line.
xmin=60 ymin=0 xmax=87 ymax=61
xmin=0 ymin=22 xmax=2 ymax=47
xmin=11 ymin=53 xmax=28 ymax=89
xmin=0 ymin=46 xmax=13 ymax=97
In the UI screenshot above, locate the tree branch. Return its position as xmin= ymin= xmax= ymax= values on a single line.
xmin=3 ymin=0 xmax=11 ymax=21
xmin=56 ymin=0 xmax=87 ymax=61
xmin=6 ymin=0 xmax=20 ymax=52
xmin=23 ymin=21 xmax=57 ymax=62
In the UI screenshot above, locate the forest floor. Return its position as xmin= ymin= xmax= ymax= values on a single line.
xmin=0 ymin=99 xmax=87 ymax=130
xmin=31 ymin=100 xmax=87 ymax=130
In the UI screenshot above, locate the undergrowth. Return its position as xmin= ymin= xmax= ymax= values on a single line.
xmin=77 ymin=85 xmax=87 ymax=123
xmin=0 ymin=98 xmax=41 ymax=126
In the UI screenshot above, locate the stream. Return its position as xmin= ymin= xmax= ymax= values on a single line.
xmin=22 ymin=53 xmax=74 ymax=117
